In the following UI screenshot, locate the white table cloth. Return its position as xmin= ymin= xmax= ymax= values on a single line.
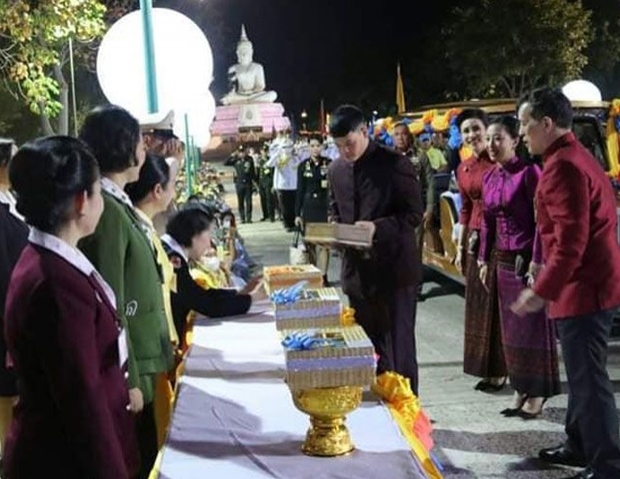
xmin=157 ymin=301 xmax=427 ymax=478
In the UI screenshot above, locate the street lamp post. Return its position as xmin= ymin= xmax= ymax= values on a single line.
xmin=301 ymin=110 xmax=308 ymax=132
xmin=139 ymin=0 xmax=159 ymax=113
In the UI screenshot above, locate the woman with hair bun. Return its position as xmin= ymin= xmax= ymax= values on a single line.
xmin=455 ymin=108 xmax=507 ymax=392
xmin=3 ymin=136 xmax=138 ymax=478
xmin=78 ymin=105 xmax=172 ymax=479
xmin=478 ymin=116 xmax=560 ymax=418
xmin=125 ymin=153 xmax=179 ymax=448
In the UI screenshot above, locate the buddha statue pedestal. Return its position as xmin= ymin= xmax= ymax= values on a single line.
xmin=210 ymin=102 xmax=291 ymax=140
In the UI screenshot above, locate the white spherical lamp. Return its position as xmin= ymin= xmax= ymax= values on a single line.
xmin=174 ymin=92 xmax=217 ymax=149
xmin=96 ymin=8 xmax=216 ymax=147
xmin=562 ymin=80 xmax=603 ymax=102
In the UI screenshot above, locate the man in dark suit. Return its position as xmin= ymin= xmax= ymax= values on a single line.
xmin=328 ymin=105 xmax=423 ymax=395
xmin=513 ymin=87 xmax=620 ymax=479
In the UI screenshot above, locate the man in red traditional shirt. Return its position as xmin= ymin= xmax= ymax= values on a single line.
xmin=513 ymin=87 xmax=620 ymax=479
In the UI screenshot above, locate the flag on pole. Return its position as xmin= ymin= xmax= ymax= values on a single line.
xmin=396 ymin=63 xmax=406 ymax=114
xmin=319 ymin=98 xmax=326 ymax=135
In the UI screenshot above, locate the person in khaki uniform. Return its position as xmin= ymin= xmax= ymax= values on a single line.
xmin=392 ymin=123 xmax=434 ymax=300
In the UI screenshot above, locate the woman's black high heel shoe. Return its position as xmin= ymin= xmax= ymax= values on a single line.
xmin=475 ymin=377 xmax=507 ymax=392
xmin=501 ymin=394 xmax=528 ymax=417
xmin=517 ymin=398 xmax=548 ymax=420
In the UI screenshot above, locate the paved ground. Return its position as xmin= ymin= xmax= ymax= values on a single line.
xmin=219 ymin=173 xmax=620 ymax=479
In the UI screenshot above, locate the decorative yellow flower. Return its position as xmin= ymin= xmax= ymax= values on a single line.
xmin=371 ymin=371 xmax=441 ymax=478
xmin=421 ymin=109 xmax=437 ymax=124
xmin=446 ymin=108 xmax=462 ymax=122
xmin=431 ymin=117 xmax=449 ymax=132
xmin=409 ymin=120 xmax=426 ymax=136
xmin=382 ymin=117 xmax=393 ymax=132
xmin=340 ymin=306 xmax=356 ymax=326
xmin=459 ymin=145 xmax=474 ymax=161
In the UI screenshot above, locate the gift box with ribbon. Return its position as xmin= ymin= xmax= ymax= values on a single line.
xmin=272 ymin=286 xmax=343 ymax=331
xmin=263 ymin=264 xmax=323 ymax=293
xmin=281 ymin=325 xmax=376 ymax=390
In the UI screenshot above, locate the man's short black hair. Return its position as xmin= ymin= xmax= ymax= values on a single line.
xmin=518 ymin=87 xmax=573 ymax=129
xmin=329 ymin=105 xmax=365 ymax=138
xmin=308 ymin=133 xmax=323 ymax=144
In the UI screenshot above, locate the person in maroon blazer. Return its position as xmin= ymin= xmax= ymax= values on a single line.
xmin=328 ymin=105 xmax=423 ymax=395
xmin=3 ymin=136 xmax=138 ymax=478
xmin=513 ymin=88 xmax=620 ymax=479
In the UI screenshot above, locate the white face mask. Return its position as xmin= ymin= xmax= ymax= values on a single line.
xmin=203 ymin=255 xmax=221 ymax=271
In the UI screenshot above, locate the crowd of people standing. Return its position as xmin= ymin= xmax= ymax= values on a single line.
xmin=324 ymin=89 xmax=620 ymax=479
xmin=0 ymin=85 xmax=618 ymax=479
xmin=0 ymin=105 xmax=266 ymax=478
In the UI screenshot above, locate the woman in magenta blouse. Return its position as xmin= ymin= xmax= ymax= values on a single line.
xmin=455 ymin=109 xmax=507 ymax=391
xmin=478 ymin=116 xmax=560 ymax=418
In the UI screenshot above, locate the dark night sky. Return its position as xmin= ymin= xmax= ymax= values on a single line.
xmin=157 ymin=0 xmax=456 ymax=123
xmin=148 ymin=0 xmax=619 ymax=125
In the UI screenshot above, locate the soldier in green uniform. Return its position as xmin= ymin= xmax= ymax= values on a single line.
xmin=226 ymin=147 xmax=257 ymax=223
xmin=257 ymin=144 xmax=276 ymax=222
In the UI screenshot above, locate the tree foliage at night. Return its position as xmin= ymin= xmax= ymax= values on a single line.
xmin=0 ymin=0 xmax=106 ymax=134
xmin=581 ymin=0 xmax=620 ymax=97
xmin=442 ymin=0 xmax=593 ymax=99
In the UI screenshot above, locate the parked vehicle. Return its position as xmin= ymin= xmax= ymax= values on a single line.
xmin=394 ymin=99 xmax=614 ymax=282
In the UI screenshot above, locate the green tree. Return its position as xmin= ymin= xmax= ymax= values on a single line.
xmin=581 ymin=0 xmax=620 ymax=98
xmin=442 ymin=0 xmax=593 ymax=99
xmin=0 ymin=81 xmax=42 ymax=142
xmin=0 ymin=0 xmax=106 ymax=134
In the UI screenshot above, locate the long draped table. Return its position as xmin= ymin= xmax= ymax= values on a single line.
xmin=156 ymin=301 xmax=428 ymax=479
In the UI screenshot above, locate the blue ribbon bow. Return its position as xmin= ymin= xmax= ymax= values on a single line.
xmin=281 ymin=331 xmax=335 ymax=350
xmin=270 ymin=280 xmax=308 ymax=305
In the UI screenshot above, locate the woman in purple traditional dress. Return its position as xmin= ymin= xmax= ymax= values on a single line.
xmin=478 ymin=116 xmax=561 ymax=419
xmin=456 ymin=109 xmax=507 ymax=391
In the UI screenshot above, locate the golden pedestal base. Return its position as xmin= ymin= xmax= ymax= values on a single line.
xmin=291 ymin=386 xmax=362 ymax=457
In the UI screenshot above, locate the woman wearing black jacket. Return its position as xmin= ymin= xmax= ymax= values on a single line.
xmin=161 ymin=206 xmax=265 ymax=344
xmin=0 ymin=138 xmax=28 ymax=456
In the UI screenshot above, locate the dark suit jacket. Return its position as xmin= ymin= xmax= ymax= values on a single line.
xmin=0 ymin=204 xmax=28 ymax=395
xmin=295 ymin=156 xmax=331 ymax=222
xmin=533 ymin=132 xmax=620 ymax=318
xmin=328 ymin=141 xmax=423 ymax=298
xmin=3 ymin=245 xmax=138 ymax=478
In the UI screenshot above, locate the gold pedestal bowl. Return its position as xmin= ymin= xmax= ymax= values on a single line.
xmin=291 ymin=386 xmax=363 ymax=457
